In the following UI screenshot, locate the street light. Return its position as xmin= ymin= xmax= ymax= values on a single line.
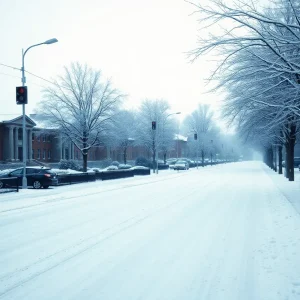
xmin=155 ymin=112 xmax=181 ymax=174
xmin=21 ymin=38 xmax=58 ymax=189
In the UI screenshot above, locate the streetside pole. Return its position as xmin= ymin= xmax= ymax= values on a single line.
xmin=197 ymin=142 xmax=198 ymax=169
xmin=21 ymin=49 xmax=27 ymax=189
xmin=156 ymin=128 xmax=158 ymax=174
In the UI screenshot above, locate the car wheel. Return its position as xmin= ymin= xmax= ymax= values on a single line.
xmin=0 ymin=180 xmax=3 ymax=189
xmin=43 ymin=185 xmax=49 ymax=189
xmin=33 ymin=180 xmax=42 ymax=189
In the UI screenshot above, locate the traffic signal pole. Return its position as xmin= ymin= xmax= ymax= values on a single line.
xmin=18 ymin=39 xmax=58 ymax=189
xmin=156 ymin=129 xmax=158 ymax=174
xmin=21 ymin=48 xmax=27 ymax=189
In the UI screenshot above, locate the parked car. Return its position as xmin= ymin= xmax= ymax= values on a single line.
xmin=173 ymin=160 xmax=189 ymax=170
xmin=282 ymin=157 xmax=300 ymax=168
xmin=167 ymin=159 xmax=177 ymax=169
xmin=0 ymin=167 xmax=58 ymax=189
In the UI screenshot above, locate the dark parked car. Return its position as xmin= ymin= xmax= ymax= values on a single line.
xmin=282 ymin=157 xmax=300 ymax=168
xmin=0 ymin=167 xmax=58 ymax=189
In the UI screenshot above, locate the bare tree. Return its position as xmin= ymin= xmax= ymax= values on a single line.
xmin=188 ymin=0 xmax=300 ymax=180
xmin=183 ymin=104 xmax=219 ymax=165
xmin=135 ymin=99 xmax=176 ymax=172
xmin=37 ymin=62 xmax=124 ymax=171
xmin=109 ymin=110 xmax=137 ymax=164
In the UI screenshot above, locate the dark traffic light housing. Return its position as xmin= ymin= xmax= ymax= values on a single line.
xmin=16 ymin=86 xmax=28 ymax=105
xmin=152 ymin=121 xmax=156 ymax=130
xmin=194 ymin=133 xmax=197 ymax=140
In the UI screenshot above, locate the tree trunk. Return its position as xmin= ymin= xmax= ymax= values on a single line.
xmin=274 ymin=146 xmax=277 ymax=172
xmin=278 ymin=145 xmax=282 ymax=175
xmin=285 ymin=124 xmax=296 ymax=181
xmin=82 ymin=153 xmax=88 ymax=172
xmin=285 ymin=144 xmax=289 ymax=178
xmin=201 ymin=150 xmax=204 ymax=167
xmin=290 ymin=124 xmax=296 ymax=181
xmin=82 ymin=130 xmax=88 ymax=172
xmin=163 ymin=152 xmax=167 ymax=164
xmin=268 ymin=147 xmax=274 ymax=170
xmin=123 ymin=147 xmax=127 ymax=165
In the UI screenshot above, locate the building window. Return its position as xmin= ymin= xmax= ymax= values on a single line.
xmin=32 ymin=132 xmax=35 ymax=141
xmin=43 ymin=149 xmax=46 ymax=159
xmin=37 ymin=135 xmax=40 ymax=142
xmin=32 ymin=149 xmax=34 ymax=159
xmin=42 ymin=135 xmax=46 ymax=142
xmin=47 ymin=135 xmax=51 ymax=142
xmin=48 ymin=150 xmax=51 ymax=159
xmin=37 ymin=149 xmax=40 ymax=159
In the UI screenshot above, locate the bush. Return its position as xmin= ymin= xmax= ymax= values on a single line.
xmin=89 ymin=159 xmax=112 ymax=169
xmin=59 ymin=159 xmax=82 ymax=171
xmin=118 ymin=164 xmax=132 ymax=169
xmin=111 ymin=161 xmax=120 ymax=167
xmin=103 ymin=165 xmax=118 ymax=171
xmin=135 ymin=157 xmax=151 ymax=168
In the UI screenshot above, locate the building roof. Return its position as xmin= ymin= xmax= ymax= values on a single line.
xmin=0 ymin=114 xmax=36 ymax=126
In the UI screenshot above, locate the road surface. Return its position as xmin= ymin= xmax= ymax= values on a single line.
xmin=1 ymin=162 xmax=300 ymax=299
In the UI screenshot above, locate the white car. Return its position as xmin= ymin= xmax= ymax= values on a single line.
xmin=173 ymin=160 xmax=189 ymax=170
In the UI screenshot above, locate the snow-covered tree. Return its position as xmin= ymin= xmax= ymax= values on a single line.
xmin=109 ymin=110 xmax=137 ymax=164
xmin=135 ymin=99 xmax=177 ymax=172
xmin=37 ymin=62 xmax=124 ymax=171
xmin=183 ymin=104 xmax=219 ymax=165
xmin=189 ymin=0 xmax=300 ymax=180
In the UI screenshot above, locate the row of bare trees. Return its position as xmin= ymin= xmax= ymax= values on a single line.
xmin=190 ymin=0 xmax=300 ymax=181
xmin=182 ymin=104 xmax=242 ymax=164
xmin=36 ymin=63 xmax=181 ymax=171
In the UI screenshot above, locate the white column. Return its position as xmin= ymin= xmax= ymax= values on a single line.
xmin=14 ymin=127 xmax=18 ymax=160
xmin=8 ymin=126 xmax=14 ymax=161
xmin=28 ymin=129 xmax=33 ymax=160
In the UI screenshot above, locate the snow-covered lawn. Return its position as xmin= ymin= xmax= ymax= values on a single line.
xmin=0 ymin=161 xmax=300 ymax=300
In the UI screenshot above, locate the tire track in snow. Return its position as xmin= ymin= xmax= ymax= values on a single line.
xmin=0 ymin=179 xmax=217 ymax=297
xmin=0 ymin=171 xmax=191 ymax=215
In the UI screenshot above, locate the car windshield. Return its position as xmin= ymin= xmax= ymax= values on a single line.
xmin=176 ymin=161 xmax=185 ymax=164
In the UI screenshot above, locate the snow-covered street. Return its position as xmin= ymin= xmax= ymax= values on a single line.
xmin=1 ymin=161 xmax=300 ymax=300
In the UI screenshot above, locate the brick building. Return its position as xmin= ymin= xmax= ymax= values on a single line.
xmin=0 ymin=115 xmax=187 ymax=164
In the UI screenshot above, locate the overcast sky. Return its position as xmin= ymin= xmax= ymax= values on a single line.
xmin=0 ymin=0 xmax=223 ymax=125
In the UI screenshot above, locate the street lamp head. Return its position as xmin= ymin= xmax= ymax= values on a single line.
xmin=44 ymin=38 xmax=58 ymax=45
xmin=175 ymin=112 xmax=181 ymax=115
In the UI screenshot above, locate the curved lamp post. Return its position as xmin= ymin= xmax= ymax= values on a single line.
xmin=21 ymin=38 xmax=58 ymax=189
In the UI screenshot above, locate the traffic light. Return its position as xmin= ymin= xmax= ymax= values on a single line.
xmin=194 ymin=133 xmax=197 ymax=140
xmin=16 ymin=86 xmax=28 ymax=105
xmin=152 ymin=121 xmax=156 ymax=130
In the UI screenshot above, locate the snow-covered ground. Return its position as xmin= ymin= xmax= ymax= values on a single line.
xmin=1 ymin=161 xmax=300 ymax=300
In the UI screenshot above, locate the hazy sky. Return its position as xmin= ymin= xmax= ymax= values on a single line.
xmin=0 ymin=0 xmax=222 ymax=124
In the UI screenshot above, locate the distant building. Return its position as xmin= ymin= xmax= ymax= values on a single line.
xmin=0 ymin=115 xmax=187 ymax=164
xmin=0 ymin=115 xmax=60 ymax=163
